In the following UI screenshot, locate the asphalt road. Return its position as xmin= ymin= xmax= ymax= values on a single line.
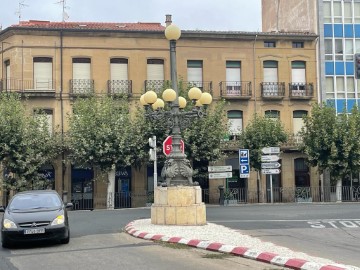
xmin=0 ymin=207 xmax=285 ymax=270
xmin=1 ymin=203 xmax=359 ymax=268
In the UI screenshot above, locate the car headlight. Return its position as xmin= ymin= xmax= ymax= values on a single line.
xmin=3 ymin=219 xmax=17 ymax=229
xmin=51 ymin=215 xmax=65 ymax=226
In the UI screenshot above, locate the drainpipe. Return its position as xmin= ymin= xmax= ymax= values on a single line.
xmin=253 ymin=34 xmax=258 ymax=114
xmin=60 ymin=30 xmax=66 ymax=196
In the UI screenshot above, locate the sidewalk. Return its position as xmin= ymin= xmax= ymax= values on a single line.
xmin=125 ymin=219 xmax=360 ymax=270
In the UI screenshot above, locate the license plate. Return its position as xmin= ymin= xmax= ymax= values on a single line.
xmin=24 ymin=228 xmax=45 ymax=234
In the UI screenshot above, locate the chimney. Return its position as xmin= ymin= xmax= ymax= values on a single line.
xmin=165 ymin=14 xmax=172 ymax=27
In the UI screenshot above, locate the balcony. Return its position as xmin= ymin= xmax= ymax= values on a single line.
xmin=289 ymin=83 xmax=314 ymax=100
xmin=0 ymin=78 xmax=56 ymax=97
xmin=144 ymin=80 xmax=168 ymax=94
xmin=107 ymin=80 xmax=132 ymax=97
xmin=261 ymin=82 xmax=285 ymax=100
xmin=183 ymin=81 xmax=212 ymax=94
xmin=219 ymin=81 xmax=252 ymax=99
xmin=70 ymin=79 xmax=94 ymax=96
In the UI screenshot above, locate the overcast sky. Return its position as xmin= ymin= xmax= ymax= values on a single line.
xmin=0 ymin=0 xmax=262 ymax=31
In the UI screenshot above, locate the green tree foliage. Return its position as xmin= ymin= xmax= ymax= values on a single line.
xmin=183 ymin=101 xmax=229 ymax=184
xmin=66 ymin=96 xmax=136 ymax=172
xmin=0 ymin=93 xmax=61 ymax=191
xmin=300 ymin=103 xmax=360 ymax=184
xmin=238 ymin=114 xmax=288 ymax=171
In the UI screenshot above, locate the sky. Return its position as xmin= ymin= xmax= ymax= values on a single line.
xmin=0 ymin=0 xmax=262 ymax=32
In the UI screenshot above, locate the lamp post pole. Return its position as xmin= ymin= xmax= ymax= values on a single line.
xmin=140 ymin=23 xmax=212 ymax=187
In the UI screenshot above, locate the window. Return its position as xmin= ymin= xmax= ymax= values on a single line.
xmin=147 ymin=59 xmax=164 ymax=92
xmin=292 ymin=42 xmax=304 ymax=48
xmin=227 ymin=110 xmax=243 ymax=140
xmin=226 ymin=61 xmax=241 ymax=94
xmin=33 ymin=57 xmax=53 ymax=90
xmin=110 ymin=58 xmax=128 ymax=93
xmin=262 ymin=61 xmax=279 ymax=96
xmin=187 ymin=60 xmax=203 ymax=88
xmin=347 ymin=77 xmax=355 ymax=98
xmin=326 ymin=77 xmax=335 ymax=99
xmin=336 ymin=76 xmax=345 ymax=98
xmin=4 ymin=60 xmax=10 ymax=90
xmin=265 ymin=110 xmax=280 ymax=120
xmin=293 ymin=110 xmax=307 ymax=141
xmin=355 ymin=2 xmax=360 ymax=23
xmin=264 ymin=41 xmax=276 ymax=48
xmin=334 ymin=39 xmax=343 ymax=60
xmin=344 ymin=2 xmax=352 ymax=23
xmin=325 ymin=39 xmax=333 ymax=61
xmin=333 ymin=1 xmax=342 ymax=23
xmin=34 ymin=109 xmax=53 ymax=135
xmin=291 ymin=61 xmax=306 ymax=94
xmin=72 ymin=58 xmax=91 ymax=94
xmin=345 ymin=39 xmax=354 ymax=60
xmin=324 ymin=2 xmax=331 ymax=23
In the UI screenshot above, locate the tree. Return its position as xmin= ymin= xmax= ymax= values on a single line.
xmin=300 ymin=103 xmax=360 ymax=186
xmin=238 ymin=114 xmax=288 ymax=172
xmin=183 ymin=100 xmax=229 ymax=185
xmin=66 ymin=96 xmax=135 ymax=171
xmin=0 ymin=93 xmax=62 ymax=191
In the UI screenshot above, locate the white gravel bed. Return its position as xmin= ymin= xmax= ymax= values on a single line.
xmin=131 ymin=219 xmax=360 ymax=269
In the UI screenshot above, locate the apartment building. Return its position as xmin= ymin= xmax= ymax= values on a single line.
xmin=0 ymin=17 xmax=318 ymax=208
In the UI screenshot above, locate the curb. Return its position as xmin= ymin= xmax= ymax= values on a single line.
xmin=125 ymin=221 xmax=356 ymax=270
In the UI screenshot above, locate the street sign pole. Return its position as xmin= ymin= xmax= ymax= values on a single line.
xmin=270 ymin=174 xmax=273 ymax=204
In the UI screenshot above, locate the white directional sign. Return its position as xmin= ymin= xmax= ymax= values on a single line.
xmin=209 ymin=172 xmax=233 ymax=179
xmin=262 ymin=147 xmax=280 ymax=155
xmin=208 ymin=166 xmax=232 ymax=172
xmin=261 ymin=162 xmax=281 ymax=169
xmin=261 ymin=155 xmax=280 ymax=162
xmin=261 ymin=169 xmax=281 ymax=174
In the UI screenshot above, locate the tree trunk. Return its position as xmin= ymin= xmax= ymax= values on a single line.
xmin=107 ymin=168 xmax=115 ymax=209
xmin=336 ymin=179 xmax=342 ymax=202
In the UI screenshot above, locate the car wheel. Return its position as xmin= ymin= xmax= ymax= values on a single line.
xmin=1 ymin=238 xmax=11 ymax=249
xmin=60 ymin=232 xmax=70 ymax=244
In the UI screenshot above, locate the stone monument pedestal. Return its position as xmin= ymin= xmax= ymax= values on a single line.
xmin=151 ymin=186 xmax=206 ymax=225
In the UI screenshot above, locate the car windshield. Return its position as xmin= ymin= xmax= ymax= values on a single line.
xmin=9 ymin=193 xmax=62 ymax=211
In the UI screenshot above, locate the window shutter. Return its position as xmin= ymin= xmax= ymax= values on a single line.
xmin=34 ymin=62 xmax=53 ymax=89
xmin=73 ymin=63 xmax=91 ymax=79
xmin=111 ymin=63 xmax=128 ymax=80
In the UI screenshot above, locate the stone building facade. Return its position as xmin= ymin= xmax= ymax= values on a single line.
xmin=0 ymin=18 xmax=318 ymax=208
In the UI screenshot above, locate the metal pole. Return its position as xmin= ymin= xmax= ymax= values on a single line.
xmin=270 ymin=174 xmax=273 ymax=203
xmin=153 ymin=136 xmax=157 ymax=190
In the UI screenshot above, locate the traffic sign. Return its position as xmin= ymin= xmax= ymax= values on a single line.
xmin=209 ymin=172 xmax=232 ymax=179
xmin=240 ymin=164 xmax=250 ymax=178
xmin=239 ymin=149 xmax=249 ymax=164
xmin=261 ymin=169 xmax=281 ymax=174
xmin=261 ymin=162 xmax=281 ymax=169
xmin=208 ymin=166 xmax=232 ymax=172
xmin=261 ymin=155 xmax=280 ymax=162
xmin=163 ymin=136 xmax=184 ymax=156
xmin=262 ymin=147 xmax=280 ymax=155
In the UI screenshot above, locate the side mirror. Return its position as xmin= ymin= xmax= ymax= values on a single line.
xmin=0 ymin=206 xmax=5 ymax=212
xmin=65 ymin=203 xmax=73 ymax=209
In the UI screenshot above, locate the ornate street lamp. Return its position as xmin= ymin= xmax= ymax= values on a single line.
xmin=139 ymin=23 xmax=212 ymax=187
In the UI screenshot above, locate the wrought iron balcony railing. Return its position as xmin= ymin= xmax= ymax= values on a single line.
xmin=70 ymin=79 xmax=94 ymax=95
xmin=289 ymin=83 xmax=314 ymax=99
xmin=219 ymin=81 xmax=252 ymax=99
xmin=107 ymin=80 xmax=132 ymax=96
xmin=183 ymin=81 xmax=213 ymax=94
xmin=0 ymin=78 xmax=55 ymax=92
xmin=261 ymin=82 xmax=285 ymax=99
xmin=144 ymin=80 xmax=167 ymax=94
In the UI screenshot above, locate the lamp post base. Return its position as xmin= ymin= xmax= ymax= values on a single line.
xmin=151 ymin=186 xmax=206 ymax=225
